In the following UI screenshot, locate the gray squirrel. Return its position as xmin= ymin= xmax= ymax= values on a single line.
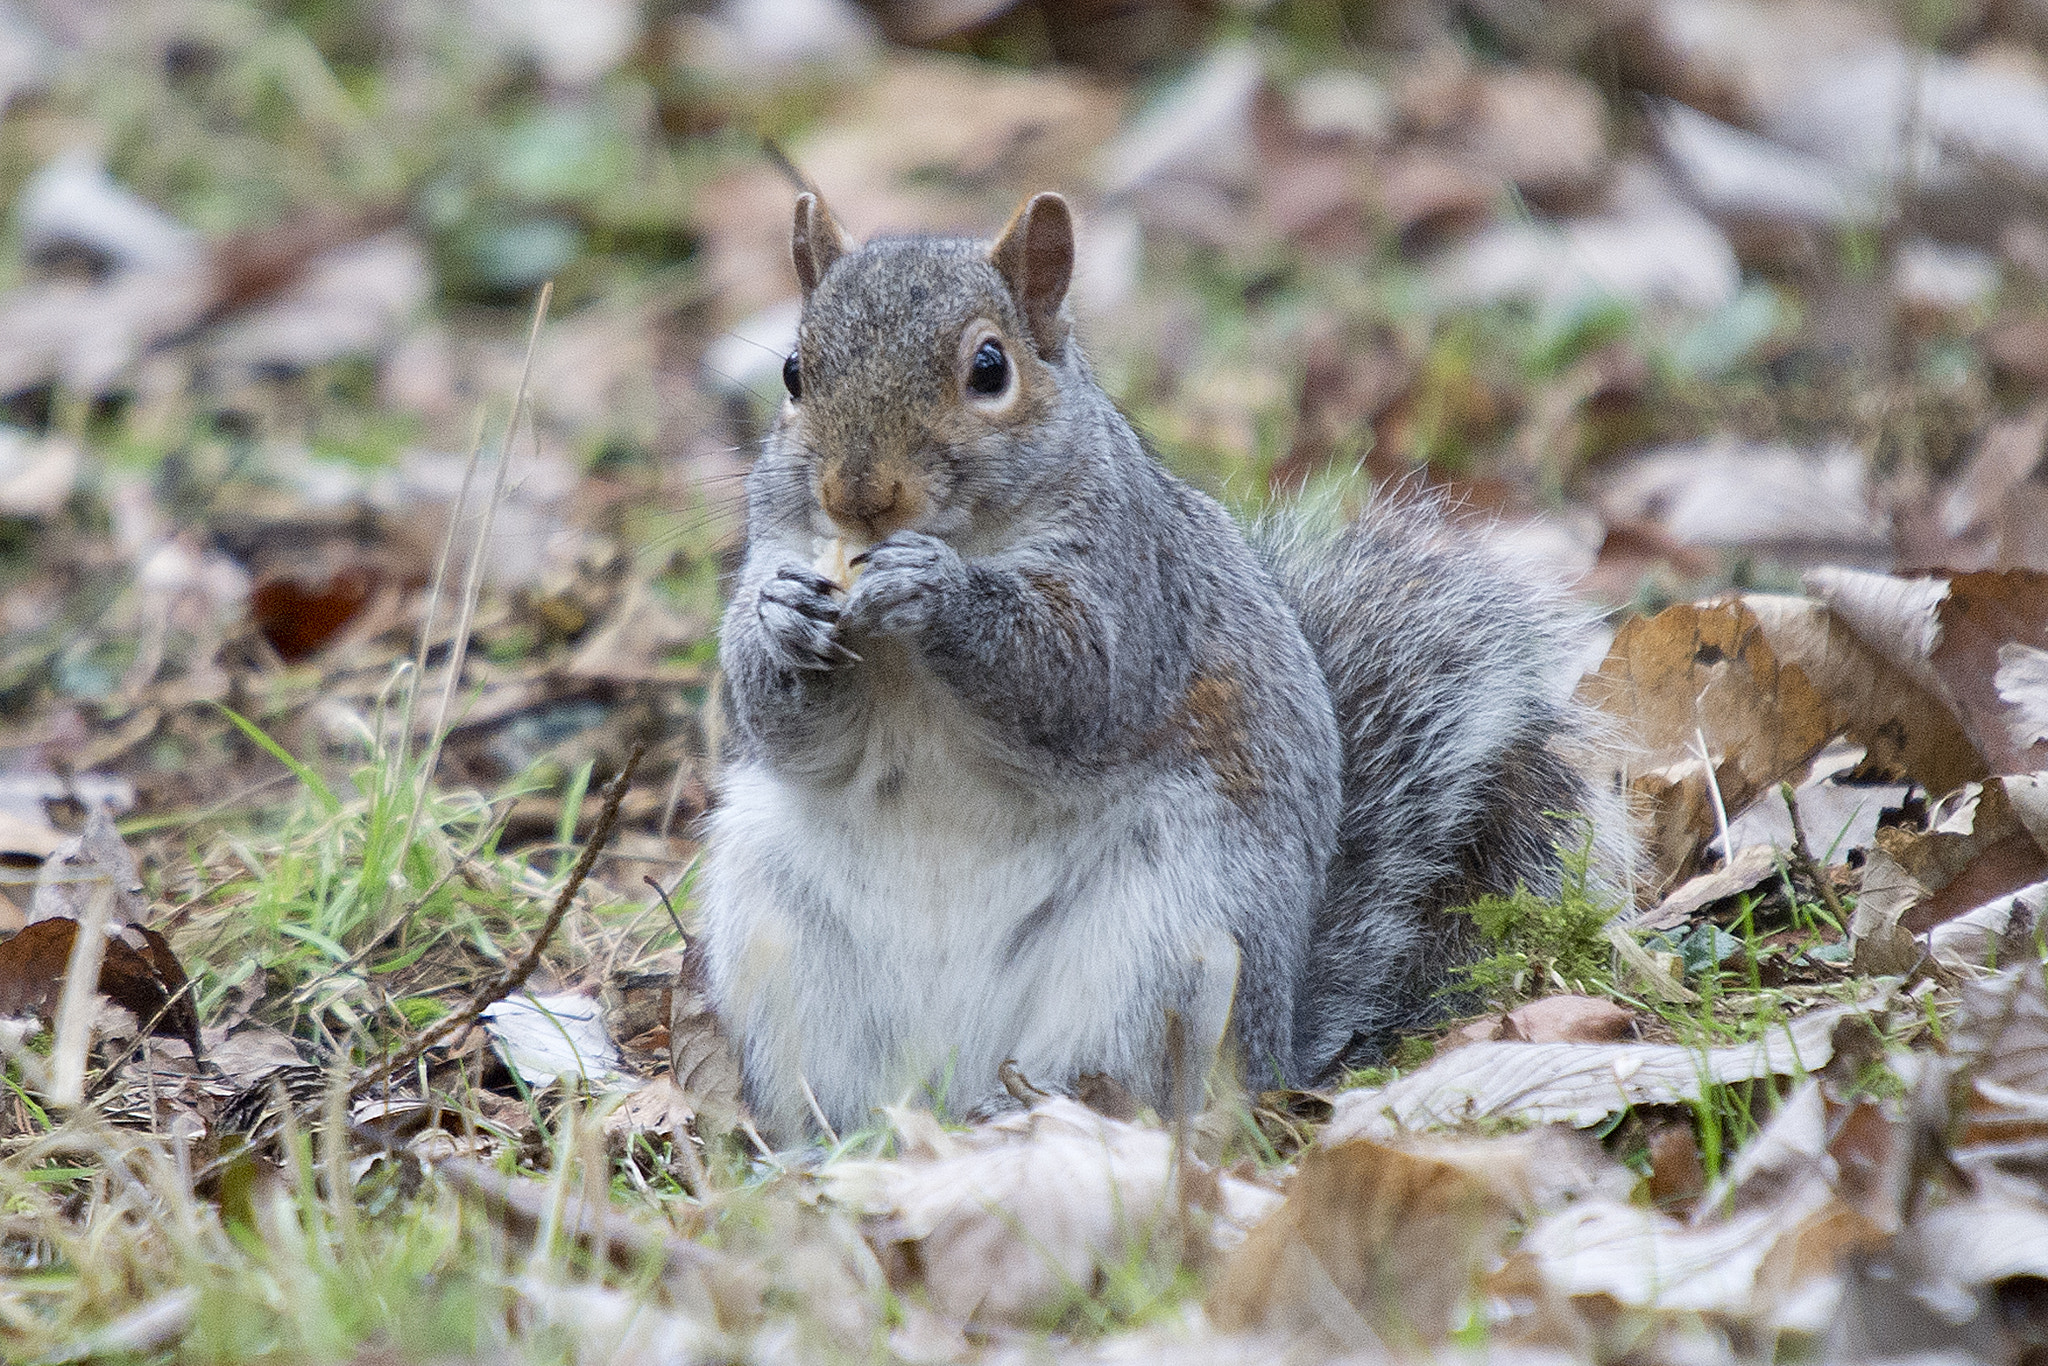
xmin=699 ymin=190 xmax=1632 ymax=1144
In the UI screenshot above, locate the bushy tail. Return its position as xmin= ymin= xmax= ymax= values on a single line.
xmin=1255 ymin=494 xmax=1634 ymax=1081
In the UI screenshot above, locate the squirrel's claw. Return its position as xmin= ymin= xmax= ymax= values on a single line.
xmin=758 ymin=566 xmax=857 ymax=672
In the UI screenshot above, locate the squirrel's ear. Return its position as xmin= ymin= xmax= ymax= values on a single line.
xmin=792 ymin=192 xmax=851 ymax=298
xmin=991 ymin=192 xmax=1074 ymax=360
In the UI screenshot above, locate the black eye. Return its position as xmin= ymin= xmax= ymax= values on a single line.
xmin=782 ymin=352 xmax=801 ymax=400
xmin=966 ymin=339 xmax=1008 ymax=397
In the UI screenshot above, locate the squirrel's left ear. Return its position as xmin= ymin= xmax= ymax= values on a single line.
xmin=991 ymin=192 xmax=1073 ymax=361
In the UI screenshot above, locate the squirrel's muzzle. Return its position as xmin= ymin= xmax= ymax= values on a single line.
xmin=818 ymin=460 xmax=924 ymax=540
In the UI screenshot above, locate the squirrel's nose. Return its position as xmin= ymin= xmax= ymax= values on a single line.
xmin=819 ymin=463 xmax=915 ymax=539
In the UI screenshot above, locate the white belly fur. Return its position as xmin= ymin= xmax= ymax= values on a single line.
xmin=704 ymin=662 xmax=1231 ymax=1140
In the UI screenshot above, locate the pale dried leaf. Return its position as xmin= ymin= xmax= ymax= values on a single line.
xmin=27 ymin=804 xmax=149 ymax=926
xmin=1325 ymin=1008 xmax=1850 ymax=1135
xmin=481 ymin=991 xmax=634 ymax=1091
xmin=1927 ymin=880 xmax=2046 ymax=969
xmin=1931 ymin=573 xmax=2048 ymax=775
xmin=1429 ymin=167 xmax=1738 ymax=312
xmin=1639 ymin=843 xmax=1781 ymax=932
xmin=1745 ymin=593 xmax=1984 ymax=796
xmin=1652 ymin=99 xmax=1877 ymax=226
xmin=1910 ymin=1197 xmax=2048 ymax=1285
xmin=1512 ymin=1199 xmax=1802 ymax=1312
xmin=602 ymin=1076 xmax=697 ymax=1146
xmin=0 ymin=431 xmax=80 ymax=519
xmin=1997 ymin=644 xmax=2048 ymax=754
xmin=1802 ymin=567 xmax=1948 ymax=697
xmin=824 ymin=1096 xmax=1276 ymax=1325
xmin=1598 ymin=440 xmax=1884 ymax=557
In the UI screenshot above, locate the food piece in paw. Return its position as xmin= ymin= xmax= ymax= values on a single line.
xmin=812 ymin=536 xmax=866 ymax=590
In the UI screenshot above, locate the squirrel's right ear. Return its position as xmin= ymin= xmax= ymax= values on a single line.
xmin=792 ymin=193 xmax=852 ymax=298
xmin=991 ymin=192 xmax=1074 ymax=361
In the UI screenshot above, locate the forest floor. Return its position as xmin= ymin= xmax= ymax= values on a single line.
xmin=2 ymin=0 xmax=2048 ymax=1361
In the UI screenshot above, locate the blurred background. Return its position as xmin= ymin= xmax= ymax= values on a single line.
xmin=1 ymin=0 xmax=2046 ymax=833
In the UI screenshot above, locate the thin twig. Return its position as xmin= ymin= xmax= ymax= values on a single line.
xmin=348 ymin=740 xmax=645 ymax=1104
xmin=1780 ymin=780 xmax=1850 ymax=926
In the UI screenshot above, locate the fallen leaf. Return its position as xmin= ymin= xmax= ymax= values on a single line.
xmin=602 ymin=1076 xmax=698 ymax=1150
xmin=0 ymin=431 xmax=80 ymax=519
xmin=1428 ymin=163 xmax=1739 ymax=312
xmin=0 ymin=917 xmax=201 ymax=1055
xmin=1849 ymin=849 xmax=1922 ymax=976
xmin=1949 ymin=963 xmax=2048 ymax=1179
xmin=1639 ymin=844 xmax=1783 ymax=932
xmin=1579 ymin=598 xmax=1837 ymax=886
xmin=824 ymin=1096 xmax=1277 ymax=1325
xmin=26 ymin=805 xmax=151 ymax=927
xmin=1927 ymin=879 xmax=2047 ymax=969
xmin=1745 ymin=593 xmax=1984 ymax=796
xmin=1325 ymin=1008 xmax=1851 ymax=1135
xmin=1930 ymin=572 xmax=2048 ymax=775
xmin=249 ymin=564 xmax=379 ymax=663
xmin=1596 ymin=439 xmax=1885 ymax=559
xmin=481 ymin=991 xmax=634 ymax=1092
xmin=1207 ymin=1137 xmax=1518 ymax=1345
xmin=1500 ymin=995 xmax=1637 ymax=1044
xmin=1651 ymin=99 xmax=1879 ymax=228
xmin=669 ymin=946 xmax=743 ymax=1139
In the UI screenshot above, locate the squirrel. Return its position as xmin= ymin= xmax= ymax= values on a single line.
xmin=698 ymin=190 xmax=1633 ymax=1144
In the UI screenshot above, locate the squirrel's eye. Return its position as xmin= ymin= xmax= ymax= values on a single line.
xmin=782 ymin=353 xmax=802 ymax=400
xmin=966 ymin=339 xmax=1008 ymax=397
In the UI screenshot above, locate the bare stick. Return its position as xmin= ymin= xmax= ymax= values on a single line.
xmin=1780 ymin=780 xmax=1850 ymax=926
xmin=349 ymin=740 xmax=645 ymax=1103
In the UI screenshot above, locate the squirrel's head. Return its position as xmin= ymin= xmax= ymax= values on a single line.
xmin=776 ymin=191 xmax=1076 ymax=543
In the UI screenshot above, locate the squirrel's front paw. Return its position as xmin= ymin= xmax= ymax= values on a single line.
xmin=756 ymin=567 xmax=858 ymax=672
xmin=844 ymin=531 xmax=962 ymax=637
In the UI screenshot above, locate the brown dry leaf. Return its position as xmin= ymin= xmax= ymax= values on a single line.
xmin=249 ymin=564 xmax=380 ymax=663
xmin=1931 ymin=571 xmax=2048 ymax=776
xmin=0 ymin=917 xmax=201 ymax=1056
xmin=602 ymin=1076 xmax=697 ymax=1150
xmin=1949 ymin=964 xmax=2048 ymax=1181
xmin=1639 ymin=843 xmax=1782 ymax=932
xmin=1849 ymin=849 xmax=1922 ymax=975
xmin=1578 ymin=598 xmax=1837 ymax=886
xmin=1937 ymin=402 xmax=2048 ymax=568
xmin=1879 ymin=779 xmax=2048 ymax=933
xmin=823 ymin=1096 xmax=1277 ymax=1326
xmin=669 ymin=948 xmax=743 ymax=1140
xmin=1207 ymin=1138 xmax=1517 ymax=1346
xmin=1745 ymin=594 xmax=1984 ymax=797
xmin=1326 ymin=1007 xmax=1850 ymax=1136
xmin=1500 ymin=995 xmax=1636 ymax=1044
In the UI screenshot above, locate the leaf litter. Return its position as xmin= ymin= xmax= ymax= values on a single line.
xmin=6 ymin=0 xmax=2048 ymax=1361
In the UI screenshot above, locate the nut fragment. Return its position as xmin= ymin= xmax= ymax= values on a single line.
xmin=812 ymin=536 xmax=866 ymax=590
